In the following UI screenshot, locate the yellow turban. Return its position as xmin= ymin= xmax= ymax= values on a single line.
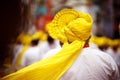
xmin=46 ymin=9 xmax=92 ymax=43
xmin=16 ymin=32 xmax=25 ymax=43
xmin=109 ymin=39 xmax=120 ymax=47
xmin=90 ymin=36 xmax=109 ymax=47
xmin=1 ymin=9 xmax=93 ymax=80
xmin=32 ymin=31 xmax=48 ymax=42
xmin=15 ymin=34 xmax=32 ymax=66
xmin=22 ymin=35 xmax=32 ymax=45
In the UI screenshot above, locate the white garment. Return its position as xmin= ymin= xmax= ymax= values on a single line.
xmin=21 ymin=46 xmax=42 ymax=67
xmin=42 ymin=47 xmax=61 ymax=59
xmin=106 ymin=47 xmax=120 ymax=69
xmin=12 ymin=44 xmax=23 ymax=65
xmin=39 ymin=40 xmax=61 ymax=55
xmin=89 ymin=43 xmax=99 ymax=49
xmin=43 ymin=47 xmax=120 ymax=80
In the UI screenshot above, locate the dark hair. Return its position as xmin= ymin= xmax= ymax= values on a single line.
xmin=31 ymin=39 xmax=39 ymax=46
xmin=47 ymin=35 xmax=54 ymax=44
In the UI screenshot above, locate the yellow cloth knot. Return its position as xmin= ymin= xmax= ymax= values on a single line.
xmin=46 ymin=9 xmax=93 ymax=43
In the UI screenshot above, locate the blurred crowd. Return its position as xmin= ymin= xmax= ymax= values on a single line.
xmin=3 ymin=31 xmax=120 ymax=75
xmin=20 ymin=0 xmax=119 ymax=37
xmin=1 ymin=0 xmax=120 ymax=78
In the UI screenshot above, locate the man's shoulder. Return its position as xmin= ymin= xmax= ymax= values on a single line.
xmin=82 ymin=47 xmax=112 ymax=58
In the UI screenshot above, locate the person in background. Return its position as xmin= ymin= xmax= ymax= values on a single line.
xmin=20 ymin=31 xmax=46 ymax=68
xmin=1 ymin=9 xmax=119 ymax=80
xmin=42 ymin=36 xmax=61 ymax=59
xmin=4 ymin=33 xmax=32 ymax=74
xmin=39 ymin=35 xmax=61 ymax=56
xmin=35 ymin=0 xmax=47 ymax=17
xmin=106 ymin=39 xmax=120 ymax=72
xmin=94 ymin=36 xmax=109 ymax=51
xmin=12 ymin=33 xmax=25 ymax=65
xmin=12 ymin=34 xmax=32 ymax=70
xmin=21 ymin=39 xmax=42 ymax=67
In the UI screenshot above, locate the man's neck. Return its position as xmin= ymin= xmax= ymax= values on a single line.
xmin=84 ymin=43 xmax=89 ymax=48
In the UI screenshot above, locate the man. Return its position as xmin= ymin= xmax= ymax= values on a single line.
xmin=12 ymin=32 xmax=41 ymax=70
xmin=1 ymin=9 xmax=119 ymax=80
xmin=39 ymin=35 xmax=61 ymax=56
xmin=21 ymin=39 xmax=42 ymax=67
xmin=11 ymin=34 xmax=31 ymax=71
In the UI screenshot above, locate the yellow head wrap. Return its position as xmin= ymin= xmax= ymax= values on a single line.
xmin=15 ymin=34 xmax=32 ymax=66
xmin=16 ymin=32 xmax=25 ymax=43
xmin=109 ymin=39 xmax=120 ymax=48
xmin=46 ymin=9 xmax=92 ymax=43
xmin=90 ymin=36 xmax=109 ymax=47
xmin=1 ymin=9 xmax=93 ymax=80
xmin=32 ymin=30 xmax=48 ymax=42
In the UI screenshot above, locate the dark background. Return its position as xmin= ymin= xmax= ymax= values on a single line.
xmin=0 ymin=0 xmax=22 ymax=67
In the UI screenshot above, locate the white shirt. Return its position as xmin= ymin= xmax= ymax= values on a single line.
xmin=42 ymin=47 xmax=61 ymax=59
xmin=43 ymin=47 xmax=120 ymax=80
xmin=39 ymin=40 xmax=61 ymax=55
xmin=21 ymin=46 xmax=42 ymax=67
xmin=106 ymin=47 xmax=120 ymax=69
xmin=89 ymin=43 xmax=99 ymax=49
xmin=12 ymin=44 xmax=23 ymax=65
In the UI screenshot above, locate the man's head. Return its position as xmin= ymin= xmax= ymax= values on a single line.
xmin=47 ymin=35 xmax=54 ymax=44
xmin=31 ymin=39 xmax=39 ymax=46
xmin=46 ymin=9 xmax=93 ymax=43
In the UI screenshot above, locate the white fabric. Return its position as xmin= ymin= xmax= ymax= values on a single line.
xmin=39 ymin=40 xmax=61 ymax=55
xmin=89 ymin=43 xmax=99 ymax=49
xmin=106 ymin=47 xmax=120 ymax=69
xmin=43 ymin=46 xmax=120 ymax=80
xmin=21 ymin=46 xmax=42 ymax=67
xmin=12 ymin=44 xmax=23 ymax=65
xmin=42 ymin=47 xmax=61 ymax=59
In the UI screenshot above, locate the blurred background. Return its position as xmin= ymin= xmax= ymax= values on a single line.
xmin=0 ymin=0 xmax=120 ymax=77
